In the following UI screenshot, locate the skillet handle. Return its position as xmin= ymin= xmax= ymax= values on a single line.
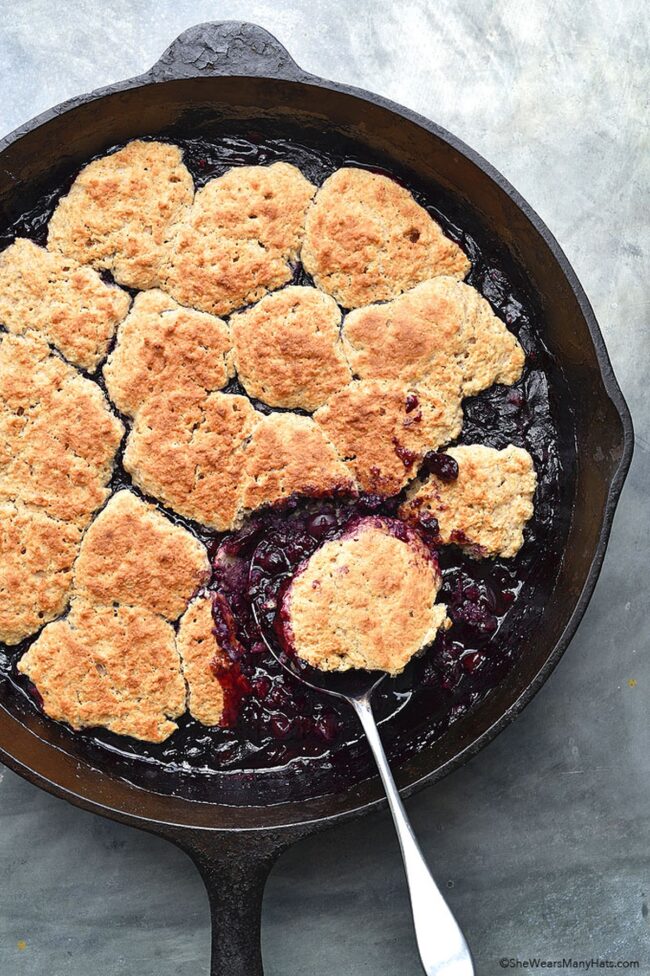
xmin=168 ymin=829 xmax=291 ymax=976
xmin=148 ymin=21 xmax=308 ymax=83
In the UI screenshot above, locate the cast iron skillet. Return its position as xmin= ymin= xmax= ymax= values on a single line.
xmin=0 ymin=21 xmax=633 ymax=976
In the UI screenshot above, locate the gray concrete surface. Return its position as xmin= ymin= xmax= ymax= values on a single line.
xmin=0 ymin=1 xmax=647 ymax=974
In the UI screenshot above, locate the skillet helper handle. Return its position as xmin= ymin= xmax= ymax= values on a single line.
xmin=353 ymin=697 xmax=475 ymax=976
xmin=170 ymin=831 xmax=288 ymax=976
xmin=148 ymin=21 xmax=307 ymax=82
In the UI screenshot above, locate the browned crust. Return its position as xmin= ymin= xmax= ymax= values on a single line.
xmin=163 ymin=163 xmax=316 ymax=315
xmin=0 ymin=501 xmax=82 ymax=645
xmin=433 ymin=278 xmax=524 ymax=395
xmin=18 ymin=599 xmax=186 ymax=742
xmin=177 ymin=596 xmax=230 ymax=727
xmin=73 ymin=490 xmax=210 ymax=620
xmin=342 ymin=277 xmax=462 ymax=393
xmin=342 ymin=276 xmax=524 ymax=396
xmin=0 ymin=238 xmax=131 ymax=371
xmin=0 ymin=332 xmax=123 ymax=526
xmin=230 ymin=286 xmax=351 ymax=411
xmin=240 ymin=412 xmax=356 ymax=512
xmin=123 ymin=388 xmax=258 ymax=531
xmin=314 ymin=379 xmax=463 ymax=495
xmin=302 ymin=168 xmax=470 ymax=307
xmin=47 ymin=140 xmax=194 ymax=290
xmin=103 ymin=289 xmax=233 ymax=417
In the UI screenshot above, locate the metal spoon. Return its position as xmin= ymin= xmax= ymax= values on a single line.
xmin=251 ymin=604 xmax=474 ymax=976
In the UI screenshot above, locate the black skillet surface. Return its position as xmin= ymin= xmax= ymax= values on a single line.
xmin=0 ymin=22 xmax=633 ymax=976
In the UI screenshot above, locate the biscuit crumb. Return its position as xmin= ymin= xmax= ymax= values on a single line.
xmin=400 ymin=444 xmax=536 ymax=557
xmin=0 ymin=238 xmax=131 ymax=371
xmin=123 ymin=389 xmax=258 ymax=531
xmin=103 ymin=289 xmax=233 ymax=417
xmin=282 ymin=517 xmax=447 ymax=674
xmin=47 ymin=140 xmax=194 ymax=290
xmin=302 ymin=168 xmax=469 ymax=308
xmin=240 ymin=412 xmax=355 ymax=512
xmin=0 ymin=501 xmax=81 ymax=645
xmin=177 ymin=596 xmax=230 ymax=726
xmin=231 ymin=286 xmax=351 ymax=411
xmin=18 ymin=599 xmax=186 ymax=742
xmin=163 ymin=163 xmax=315 ymax=315
xmin=314 ymin=379 xmax=463 ymax=495
xmin=73 ymin=490 xmax=209 ymax=620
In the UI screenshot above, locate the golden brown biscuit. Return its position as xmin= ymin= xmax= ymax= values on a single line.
xmin=177 ymin=595 xmax=231 ymax=727
xmin=73 ymin=490 xmax=209 ymax=620
xmin=103 ymin=289 xmax=233 ymax=417
xmin=0 ymin=332 xmax=123 ymax=525
xmin=240 ymin=412 xmax=355 ymax=513
xmin=230 ymin=286 xmax=351 ymax=411
xmin=281 ymin=517 xmax=448 ymax=674
xmin=0 ymin=238 xmax=131 ymax=372
xmin=314 ymin=380 xmax=463 ymax=495
xmin=302 ymin=168 xmax=469 ymax=308
xmin=433 ymin=278 xmax=524 ymax=395
xmin=124 ymin=389 xmax=258 ymax=531
xmin=343 ymin=278 xmax=462 ymax=393
xmin=47 ymin=140 xmax=194 ymax=290
xmin=342 ymin=277 xmax=524 ymax=396
xmin=18 ymin=599 xmax=186 ymax=742
xmin=1 ymin=443 xmax=116 ymax=528
xmin=162 ymin=163 xmax=315 ymax=315
xmin=0 ymin=329 xmax=71 ymax=412
xmin=400 ymin=445 xmax=536 ymax=558
xmin=0 ymin=501 xmax=81 ymax=645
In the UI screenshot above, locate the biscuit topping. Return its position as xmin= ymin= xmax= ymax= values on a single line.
xmin=342 ymin=276 xmax=524 ymax=397
xmin=302 ymin=167 xmax=470 ymax=307
xmin=123 ymin=388 xmax=258 ymax=531
xmin=72 ymin=490 xmax=209 ymax=620
xmin=280 ymin=517 xmax=448 ymax=674
xmin=0 ymin=238 xmax=131 ymax=371
xmin=18 ymin=600 xmax=187 ymax=742
xmin=240 ymin=413 xmax=355 ymax=513
xmin=163 ymin=162 xmax=315 ymax=315
xmin=314 ymin=379 xmax=463 ymax=494
xmin=0 ymin=331 xmax=122 ymax=535
xmin=0 ymin=501 xmax=81 ymax=645
xmin=177 ymin=596 xmax=230 ymax=727
xmin=231 ymin=286 xmax=351 ymax=411
xmin=400 ymin=445 xmax=537 ymax=558
xmin=47 ymin=140 xmax=194 ymax=290
xmin=103 ymin=289 xmax=232 ymax=416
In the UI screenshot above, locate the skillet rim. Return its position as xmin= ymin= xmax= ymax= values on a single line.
xmin=0 ymin=24 xmax=634 ymax=834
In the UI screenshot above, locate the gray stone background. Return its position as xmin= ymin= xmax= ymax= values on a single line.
xmin=0 ymin=1 xmax=647 ymax=974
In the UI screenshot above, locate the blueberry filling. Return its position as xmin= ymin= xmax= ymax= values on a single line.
xmin=420 ymin=451 xmax=459 ymax=482
xmin=201 ymin=492 xmax=523 ymax=765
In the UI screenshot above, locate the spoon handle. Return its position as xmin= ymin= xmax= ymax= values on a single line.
xmin=352 ymin=696 xmax=474 ymax=976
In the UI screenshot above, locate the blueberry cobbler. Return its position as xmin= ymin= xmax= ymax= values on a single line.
xmin=0 ymin=133 xmax=564 ymax=794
